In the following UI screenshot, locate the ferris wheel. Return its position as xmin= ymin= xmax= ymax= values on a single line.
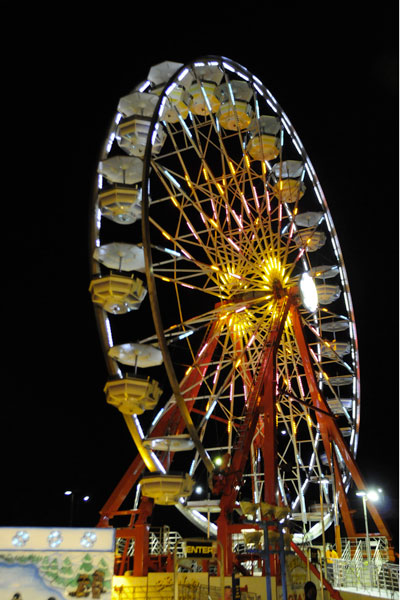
xmin=89 ymin=56 xmax=372 ymax=553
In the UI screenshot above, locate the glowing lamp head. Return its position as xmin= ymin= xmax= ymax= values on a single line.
xmin=299 ymin=272 xmax=318 ymax=312
xmin=367 ymin=490 xmax=380 ymax=502
xmin=356 ymin=489 xmax=382 ymax=502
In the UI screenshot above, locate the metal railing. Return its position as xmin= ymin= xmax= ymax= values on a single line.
xmin=112 ymin=582 xmax=261 ymax=600
xmin=340 ymin=536 xmax=390 ymax=564
xmin=331 ymin=558 xmax=399 ymax=598
xmin=117 ymin=526 xmax=186 ymax=558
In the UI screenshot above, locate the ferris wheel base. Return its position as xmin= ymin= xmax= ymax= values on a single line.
xmin=112 ymin=570 xmax=383 ymax=600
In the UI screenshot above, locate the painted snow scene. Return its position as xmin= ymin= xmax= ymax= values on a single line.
xmin=0 ymin=528 xmax=115 ymax=600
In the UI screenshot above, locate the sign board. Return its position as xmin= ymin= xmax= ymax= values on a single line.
xmin=184 ymin=540 xmax=214 ymax=558
xmin=0 ymin=527 xmax=115 ymax=600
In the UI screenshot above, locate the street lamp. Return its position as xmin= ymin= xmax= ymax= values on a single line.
xmin=64 ymin=490 xmax=90 ymax=526
xmin=356 ymin=488 xmax=382 ymax=564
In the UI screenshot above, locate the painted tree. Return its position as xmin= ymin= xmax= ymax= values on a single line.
xmin=80 ymin=553 xmax=94 ymax=573
xmin=47 ymin=558 xmax=59 ymax=582
xmin=40 ymin=555 xmax=51 ymax=577
xmin=56 ymin=555 xmax=75 ymax=587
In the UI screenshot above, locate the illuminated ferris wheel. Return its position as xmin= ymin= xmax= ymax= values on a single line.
xmin=89 ymin=57 xmax=382 ymax=564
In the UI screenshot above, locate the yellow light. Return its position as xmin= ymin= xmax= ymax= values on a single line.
xmin=229 ymin=161 xmax=236 ymax=174
xmin=161 ymin=277 xmax=171 ymax=282
xmin=162 ymin=230 xmax=172 ymax=241
xmin=227 ymin=420 xmax=232 ymax=433
xmin=211 ymin=265 xmax=220 ymax=271
xmin=185 ymin=174 xmax=193 ymax=189
xmin=245 ymin=155 xmax=250 ymax=169
xmin=209 ymin=218 xmax=219 ymax=229
xmin=292 ymin=422 xmax=297 ymax=435
xmin=170 ymin=196 xmax=179 ymax=208
xmin=185 ymin=366 xmax=193 ymax=376
xmin=293 ymin=207 xmax=298 ymax=215
xmin=307 ymin=414 xmax=313 ymax=427
xmin=203 ymin=168 xmax=209 ymax=181
xmin=216 ymin=183 xmax=224 ymax=195
xmin=235 ymin=358 xmax=241 ymax=368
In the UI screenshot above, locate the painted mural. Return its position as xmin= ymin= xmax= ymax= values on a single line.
xmin=0 ymin=527 xmax=115 ymax=600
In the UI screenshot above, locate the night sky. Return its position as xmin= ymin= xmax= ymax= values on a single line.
xmin=2 ymin=8 xmax=398 ymax=552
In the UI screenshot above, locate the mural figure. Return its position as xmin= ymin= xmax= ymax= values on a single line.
xmin=91 ymin=570 xmax=105 ymax=599
xmin=69 ymin=574 xmax=91 ymax=597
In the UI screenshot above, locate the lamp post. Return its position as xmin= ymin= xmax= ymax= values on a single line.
xmin=64 ymin=490 xmax=90 ymax=526
xmin=356 ymin=488 xmax=382 ymax=564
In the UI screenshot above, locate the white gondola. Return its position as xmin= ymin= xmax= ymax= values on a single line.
xmin=98 ymin=155 xmax=143 ymax=185
xmin=316 ymin=283 xmax=341 ymax=305
xmin=215 ymin=80 xmax=253 ymax=130
xmin=321 ymin=341 xmax=351 ymax=358
xmin=188 ymin=64 xmax=224 ymax=115
xmin=142 ymin=434 xmax=195 ymax=452
xmin=320 ymin=319 xmax=350 ymax=332
xmin=93 ymin=243 xmax=145 ymax=272
xmin=308 ymin=265 xmax=339 ymax=279
xmin=295 ymin=230 xmax=326 ymax=252
xmin=294 ymin=211 xmax=324 ymax=228
xmin=246 ymin=115 xmax=281 ymax=161
xmin=108 ymin=342 xmax=163 ymax=367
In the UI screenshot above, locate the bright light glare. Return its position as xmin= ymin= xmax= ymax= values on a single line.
xmin=356 ymin=489 xmax=382 ymax=502
xmin=214 ymin=456 xmax=223 ymax=466
xmin=299 ymin=272 xmax=318 ymax=313
xmin=367 ymin=490 xmax=380 ymax=502
xmin=195 ymin=485 xmax=203 ymax=494
xmin=83 ymin=495 xmax=90 ymax=502
xmin=64 ymin=490 xmax=72 ymax=496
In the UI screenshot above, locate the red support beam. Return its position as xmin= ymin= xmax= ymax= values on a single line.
xmin=216 ymin=295 xmax=293 ymax=574
xmin=97 ymin=322 xmax=221 ymax=526
xmin=290 ymin=304 xmax=392 ymax=542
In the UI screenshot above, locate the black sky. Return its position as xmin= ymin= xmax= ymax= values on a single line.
xmin=2 ymin=8 xmax=398 ymax=550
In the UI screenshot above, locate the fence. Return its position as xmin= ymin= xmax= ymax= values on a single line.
xmin=112 ymin=582 xmax=261 ymax=600
xmin=332 ymin=556 xmax=399 ymax=598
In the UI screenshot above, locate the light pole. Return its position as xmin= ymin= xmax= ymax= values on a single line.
xmin=356 ymin=488 xmax=382 ymax=564
xmin=64 ymin=490 xmax=90 ymax=526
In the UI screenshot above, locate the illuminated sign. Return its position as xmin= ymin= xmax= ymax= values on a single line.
xmin=184 ymin=540 xmax=214 ymax=558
